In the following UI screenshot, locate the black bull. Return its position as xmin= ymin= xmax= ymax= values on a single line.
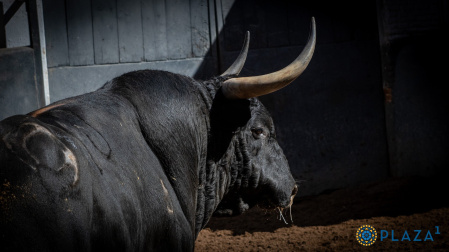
xmin=0 ymin=19 xmax=316 ymax=251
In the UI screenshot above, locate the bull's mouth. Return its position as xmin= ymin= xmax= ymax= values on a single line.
xmin=214 ymin=185 xmax=298 ymax=217
xmin=256 ymin=196 xmax=296 ymax=225
xmin=255 ymin=184 xmax=298 ymax=210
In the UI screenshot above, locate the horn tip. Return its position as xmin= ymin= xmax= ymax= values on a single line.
xmin=310 ymin=17 xmax=316 ymax=37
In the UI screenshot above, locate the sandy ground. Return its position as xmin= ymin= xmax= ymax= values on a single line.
xmin=195 ymin=176 xmax=448 ymax=251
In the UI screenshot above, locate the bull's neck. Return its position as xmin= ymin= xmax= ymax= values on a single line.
xmin=194 ymin=76 xmax=249 ymax=236
xmin=195 ymin=136 xmax=242 ymax=235
xmin=195 ymin=107 xmax=250 ymax=235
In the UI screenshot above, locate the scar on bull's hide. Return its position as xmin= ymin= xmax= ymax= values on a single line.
xmin=3 ymin=122 xmax=79 ymax=186
xmin=22 ymin=123 xmax=53 ymax=164
xmin=160 ymin=179 xmax=174 ymax=214
xmin=61 ymin=149 xmax=79 ymax=186
xmin=25 ymin=123 xmax=79 ymax=186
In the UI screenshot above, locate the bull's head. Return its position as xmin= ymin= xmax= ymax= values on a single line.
xmin=208 ymin=18 xmax=316 ymax=218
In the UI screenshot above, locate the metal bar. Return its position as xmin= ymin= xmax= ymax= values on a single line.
xmin=36 ymin=0 xmax=49 ymax=105
xmin=26 ymin=0 xmax=47 ymax=107
xmin=3 ymin=0 xmax=25 ymax=25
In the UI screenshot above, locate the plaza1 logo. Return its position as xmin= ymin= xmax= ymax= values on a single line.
xmin=356 ymin=225 xmax=441 ymax=246
xmin=356 ymin=225 xmax=377 ymax=246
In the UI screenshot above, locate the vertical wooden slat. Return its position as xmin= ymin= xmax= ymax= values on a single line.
xmin=190 ymin=0 xmax=209 ymax=57
xmin=142 ymin=0 xmax=167 ymax=61
xmin=166 ymin=0 xmax=192 ymax=59
xmin=42 ymin=0 xmax=69 ymax=67
xmin=207 ymin=0 xmax=217 ymax=58
xmin=220 ymin=0 xmax=243 ymax=52
xmin=0 ymin=2 xmax=6 ymax=48
xmin=66 ymin=0 xmax=94 ymax=66
xmin=219 ymin=0 xmax=234 ymax=19
xmin=92 ymin=0 xmax=119 ymax=64
xmin=117 ymin=0 xmax=143 ymax=63
xmin=215 ymin=0 xmax=225 ymax=72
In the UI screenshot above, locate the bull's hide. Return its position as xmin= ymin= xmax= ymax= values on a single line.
xmin=0 ymin=19 xmax=316 ymax=251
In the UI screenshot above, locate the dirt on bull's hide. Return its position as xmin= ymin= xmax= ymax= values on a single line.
xmin=196 ymin=176 xmax=449 ymax=251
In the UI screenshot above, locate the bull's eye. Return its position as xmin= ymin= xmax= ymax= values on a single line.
xmin=251 ymin=127 xmax=265 ymax=138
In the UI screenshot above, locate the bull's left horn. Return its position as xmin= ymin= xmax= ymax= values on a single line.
xmin=220 ymin=31 xmax=250 ymax=77
xmin=221 ymin=17 xmax=316 ymax=99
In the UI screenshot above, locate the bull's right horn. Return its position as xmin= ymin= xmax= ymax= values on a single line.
xmin=220 ymin=31 xmax=250 ymax=77
xmin=221 ymin=17 xmax=316 ymax=99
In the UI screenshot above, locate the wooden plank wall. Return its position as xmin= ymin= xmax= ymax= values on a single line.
xmin=142 ymin=0 xmax=168 ymax=61
xmin=92 ymin=0 xmax=119 ymax=64
xmin=66 ymin=0 xmax=94 ymax=66
xmin=41 ymin=0 xmax=68 ymax=66
xmin=43 ymin=0 xmax=211 ymax=68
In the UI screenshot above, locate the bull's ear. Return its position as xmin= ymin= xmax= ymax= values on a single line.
xmin=221 ymin=17 xmax=316 ymax=99
xmin=220 ymin=31 xmax=250 ymax=77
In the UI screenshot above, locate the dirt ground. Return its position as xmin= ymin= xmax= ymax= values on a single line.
xmin=195 ymin=176 xmax=449 ymax=251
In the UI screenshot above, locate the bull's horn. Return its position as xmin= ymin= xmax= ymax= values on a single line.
xmin=221 ymin=17 xmax=316 ymax=99
xmin=220 ymin=31 xmax=250 ymax=77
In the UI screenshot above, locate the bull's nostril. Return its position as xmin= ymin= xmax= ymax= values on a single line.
xmin=292 ymin=185 xmax=298 ymax=196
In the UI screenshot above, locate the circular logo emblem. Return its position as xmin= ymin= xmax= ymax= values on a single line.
xmin=356 ymin=225 xmax=377 ymax=246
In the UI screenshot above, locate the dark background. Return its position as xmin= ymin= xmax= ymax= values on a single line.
xmin=1 ymin=0 xmax=448 ymax=196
